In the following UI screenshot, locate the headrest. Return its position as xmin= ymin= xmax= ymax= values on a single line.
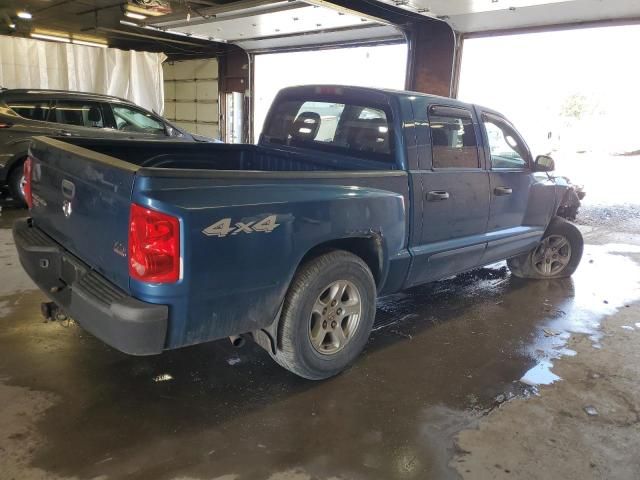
xmin=431 ymin=128 xmax=448 ymax=146
xmin=88 ymin=106 xmax=102 ymax=122
xmin=290 ymin=111 xmax=321 ymax=141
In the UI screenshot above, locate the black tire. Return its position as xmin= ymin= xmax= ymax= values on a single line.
xmin=8 ymin=160 xmax=27 ymax=207
xmin=508 ymin=217 xmax=583 ymax=279
xmin=271 ymin=250 xmax=376 ymax=380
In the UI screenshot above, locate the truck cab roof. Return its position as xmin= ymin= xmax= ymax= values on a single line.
xmin=277 ymin=84 xmax=474 ymax=108
xmin=276 ymin=84 xmax=507 ymax=120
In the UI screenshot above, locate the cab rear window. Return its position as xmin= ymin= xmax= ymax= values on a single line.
xmin=262 ymin=98 xmax=394 ymax=163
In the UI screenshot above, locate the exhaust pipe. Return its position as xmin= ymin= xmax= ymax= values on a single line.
xmin=229 ymin=335 xmax=245 ymax=348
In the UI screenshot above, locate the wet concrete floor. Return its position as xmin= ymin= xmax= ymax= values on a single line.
xmin=1 ymin=202 xmax=639 ymax=480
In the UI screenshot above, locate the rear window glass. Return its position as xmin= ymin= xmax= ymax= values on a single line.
xmin=7 ymin=99 xmax=51 ymax=121
xmin=262 ymin=98 xmax=394 ymax=163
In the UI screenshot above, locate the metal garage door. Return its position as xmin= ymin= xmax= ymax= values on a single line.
xmin=163 ymin=59 xmax=219 ymax=139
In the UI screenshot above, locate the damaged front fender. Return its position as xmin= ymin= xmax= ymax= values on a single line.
xmin=555 ymin=176 xmax=585 ymax=222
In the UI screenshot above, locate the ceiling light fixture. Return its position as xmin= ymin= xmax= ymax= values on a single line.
xmin=31 ymin=32 xmax=70 ymax=43
xmin=72 ymin=39 xmax=108 ymax=48
xmin=17 ymin=11 xmax=32 ymax=20
xmin=125 ymin=4 xmax=166 ymax=17
xmin=124 ymin=11 xmax=147 ymax=20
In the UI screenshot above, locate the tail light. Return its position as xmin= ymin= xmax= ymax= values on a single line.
xmin=128 ymin=204 xmax=181 ymax=283
xmin=23 ymin=157 xmax=33 ymax=209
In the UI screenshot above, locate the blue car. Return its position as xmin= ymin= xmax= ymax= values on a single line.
xmin=13 ymin=85 xmax=583 ymax=379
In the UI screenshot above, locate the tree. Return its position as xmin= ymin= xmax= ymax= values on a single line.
xmin=559 ymin=94 xmax=590 ymax=120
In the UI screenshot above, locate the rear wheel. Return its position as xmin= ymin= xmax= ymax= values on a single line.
xmin=271 ymin=250 xmax=376 ymax=380
xmin=508 ymin=217 xmax=583 ymax=279
xmin=8 ymin=160 xmax=27 ymax=207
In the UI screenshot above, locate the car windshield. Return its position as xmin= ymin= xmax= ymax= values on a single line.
xmin=112 ymin=105 xmax=165 ymax=134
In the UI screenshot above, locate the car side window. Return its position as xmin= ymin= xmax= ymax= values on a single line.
xmin=111 ymin=104 xmax=166 ymax=135
xmin=428 ymin=106 xmax=479 ymax=169
xmin=6 ymin=99 xmax=52 ymax=121
xmin=483 ymin=115 xmax=530 ymax=169
xmin=52 ymin=101 xmax=106 ymax=128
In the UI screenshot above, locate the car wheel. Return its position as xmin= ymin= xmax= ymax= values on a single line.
xmin=271 ymin=250 xmax=376 ymax=380
xmin=508 ymin=217 xmax=583 ymax=279
xmin=8 ymin=160 xmax=27 ymax=207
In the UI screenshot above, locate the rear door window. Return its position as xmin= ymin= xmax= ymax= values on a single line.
xmin=262 ymin=98 xmax=394 ymax=163
xmin=6 ymin=99 xmax=52 ymax=121
xmin=52 ymin=101 xmax=107 ymax=128
xmin=428 ymin=105 xmax=479 ymax=169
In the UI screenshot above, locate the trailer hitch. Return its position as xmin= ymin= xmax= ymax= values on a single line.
xmin=40 ymin=301 xmax=68 ymax=322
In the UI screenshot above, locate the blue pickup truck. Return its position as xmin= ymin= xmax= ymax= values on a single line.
xmin=14 ymin=85 xmax=583 ymax=379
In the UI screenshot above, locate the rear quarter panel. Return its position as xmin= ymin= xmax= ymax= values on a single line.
xmin=131 ymin=171 xmax=409 ymax=349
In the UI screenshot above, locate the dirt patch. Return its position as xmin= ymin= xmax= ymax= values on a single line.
xmin=451 ymin=303 xmax=640 ymax=479
xmin=0 ymin=381 xmax=70 ymax=480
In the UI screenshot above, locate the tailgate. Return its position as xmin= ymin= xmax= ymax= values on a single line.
xmin=29 ymin=137 xmax=137 ymax=292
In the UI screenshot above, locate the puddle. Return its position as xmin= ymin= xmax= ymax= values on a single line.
xmin=373 ymin=243 xmax=640 ymax=391
xmin=520 ymin=361 xmax=562 ymax=386
xmin=153 ymin=373 xmax=174 ymax=383
xmin=1 ymin=231 xmax=639 ymax=479
xmin=519 ymin=243 xmax=640 ymax=386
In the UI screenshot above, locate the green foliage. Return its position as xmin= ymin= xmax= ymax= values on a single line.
xmin=559 ymin=94 xmax=591 ymax=120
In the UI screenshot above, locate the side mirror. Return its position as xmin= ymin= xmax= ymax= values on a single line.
xmin=166 ymin=125 xmax=183 ymax=137
xmin=534 ymin=154 xmax=555 ymax=172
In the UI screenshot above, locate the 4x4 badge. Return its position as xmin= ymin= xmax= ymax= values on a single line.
xmin=203 ymin=215 xmax=280 ymax=238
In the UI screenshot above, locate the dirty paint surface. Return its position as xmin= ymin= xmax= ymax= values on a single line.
xmin=1 ymin=200 xmax=639 ymax=480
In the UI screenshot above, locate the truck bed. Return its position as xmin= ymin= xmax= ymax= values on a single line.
xmin=64 ymin=137 xmax=395 ymax=172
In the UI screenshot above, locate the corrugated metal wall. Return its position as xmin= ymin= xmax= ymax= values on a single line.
xmin=163 ymin=58 xmax=219 ymax=139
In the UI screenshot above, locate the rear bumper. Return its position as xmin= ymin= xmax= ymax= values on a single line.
xmin=13 ymin=218 xmax=168 ymax=355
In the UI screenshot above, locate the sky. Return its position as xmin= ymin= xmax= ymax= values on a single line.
xmin=458 ymin=24 xmax=640 ymax=154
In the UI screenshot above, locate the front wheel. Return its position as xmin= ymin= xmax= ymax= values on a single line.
xmin=8 ymin=160 xmax=27 ymax=207
xmin=271 ymin=250 xmax=376 ymax=380
xmin=508 ymin=217 xmax=583 ymax=279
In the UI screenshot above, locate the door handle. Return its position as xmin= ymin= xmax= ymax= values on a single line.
xmin=494 ymin=186 xmax=513 ymax=196
xmin=61 ymin=179 xmax=76 ymax=199
xmin=427 ymin=190 xmax=450 ymax=201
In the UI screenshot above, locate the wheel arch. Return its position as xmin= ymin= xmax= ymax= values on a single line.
xmin=297 ymin=235 xmax=385 ymax=289
xmin=253 ymin=235 xmax=385 ymax=356
xmin=7 ymin=153 xmax=27 ymax=178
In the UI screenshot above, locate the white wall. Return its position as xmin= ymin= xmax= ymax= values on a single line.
xmin=163 ymin=58 xmax=219 ymax=139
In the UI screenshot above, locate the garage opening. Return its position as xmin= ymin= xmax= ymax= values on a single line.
xmin=458 ymin=25 xmax=640 ymax=212
xmin=253 ymin=43 xmax=408 ymax=141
